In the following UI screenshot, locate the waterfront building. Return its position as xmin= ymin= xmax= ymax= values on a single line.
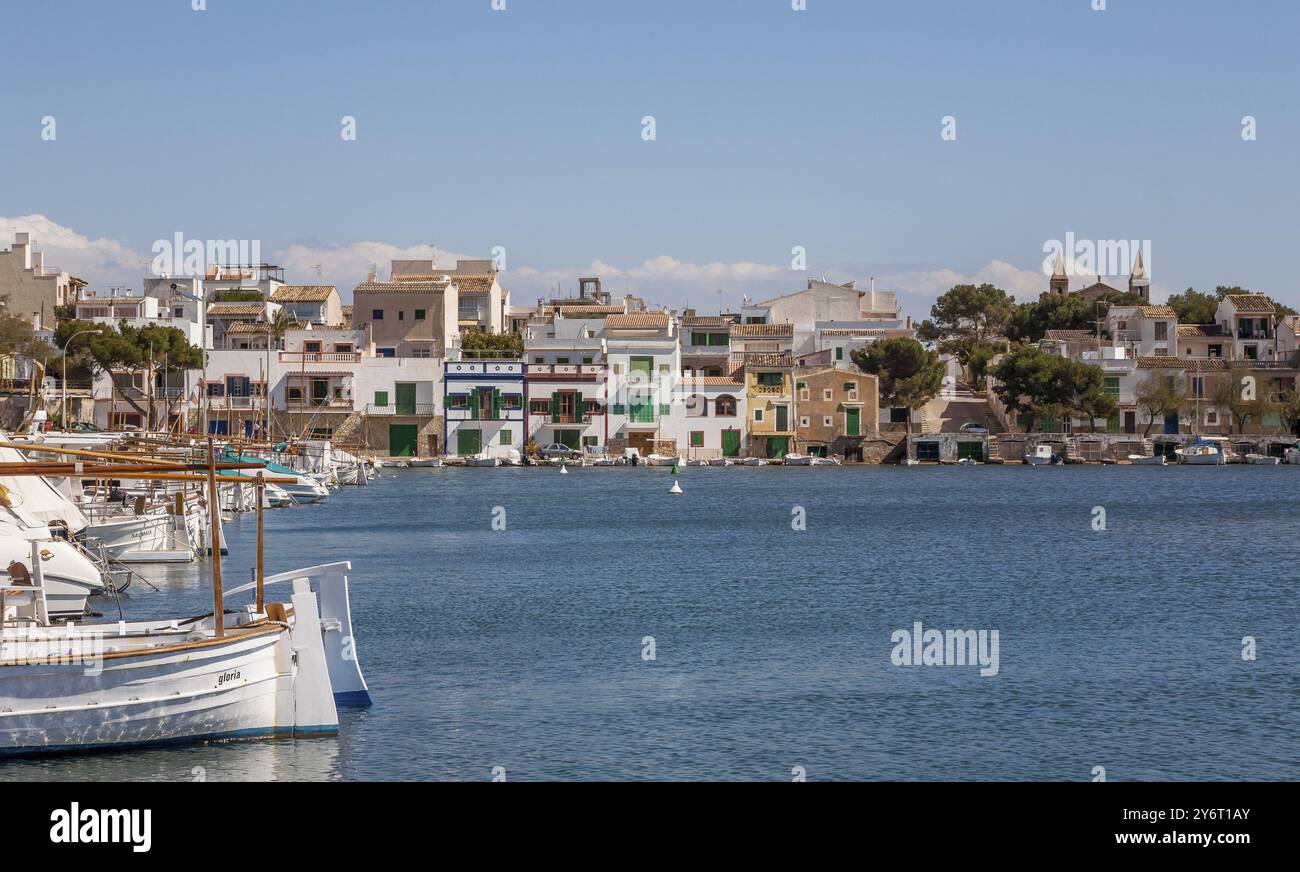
xmin=0 ymin=232 xmax=85 ymax=329
xmin=730 ymin=323 xmax=796 ymax=457
xmin=793 ymin=367 xmax=879 ymax=461
xmin=1102 ymin=305 xmax=1178 ymax=357
xmin=270 ymin=285 xmax=344 ymax=327
xmin=603 ymin=311 xmax=680 ymax=457
xmin=389 ymin=257 xmax=509 ymax=333
xmin=443 ymin=359 xmax=525 ymax=459
xmin=669 ymin=373 xmax=746 ymax=461
xmin=750 ymin=278 xmax=903 ymax=359
xmin=207 ymin=300 xmax=280 ymax=348
xmin=680 ymin=314 xmax=736 ymax=378
xmin=524 ymin=316 xmax=607 ymax=454
xmin=351 ymin=276 xmax=459 ymax=359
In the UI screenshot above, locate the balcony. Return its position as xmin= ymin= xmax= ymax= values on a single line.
xmin=365 ymin=403 xmax=440 ymax=417
xmin=280 ymin=351 xmax=363 ymax=364
xmin=751 ymin=383 xmax=788 ymax=396
xmin=446 ymin=408 xmax=521 ymax=421
xmin=525 ymin=364 xmax=602 ymax=380
xmin=286 ymin=397 xmax=354 ymax=411
xmin=541 ymin=413 xmax=595 ymax=424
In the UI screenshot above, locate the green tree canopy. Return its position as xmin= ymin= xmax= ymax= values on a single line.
xmin=1134 ymin=370 xmax=1188 ymax=437
xmin=1006 ymin=289 xmax=1146 ymax=344
xmin=990 ymin=345 xmax=1115 ymax=431
xmin=930 ymin=283 xmax=1013 ymax=344
xmin=850 ymin=337 xmax=944 ymax=411
xmin=460 ymin=329 xmax=523 ymax=359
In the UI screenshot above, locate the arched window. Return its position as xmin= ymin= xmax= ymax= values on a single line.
xmin=715 ymin=394 xmax=737 ymax=417
xmin=686 ymin=394 xmax=707 ymax=417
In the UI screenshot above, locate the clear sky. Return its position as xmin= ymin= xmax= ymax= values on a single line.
xmin=2 ymin=0 xmax=1297 ymax=318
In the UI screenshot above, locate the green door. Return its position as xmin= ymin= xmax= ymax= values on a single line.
xmin=556 ymin=429 xmax=580 ymax=449
xmin=767 ymin=436 xmax=789 ymax=457
xmin=456 ymin=428 xmax=482 ymax=455
xmin=775 ymin=405 xmax=789 ymax=431
xmin=395 ymin=382 xmax=417 ymax=415
xmin=845 ymin=408 xmax=860 ymax=437
xmin=389 ymin=424 xmax=418 ymax=457
xmin=956 ymin=440 xmax=983 ymax=461
xmin=722 ymin=430 xmax=741 ymax=457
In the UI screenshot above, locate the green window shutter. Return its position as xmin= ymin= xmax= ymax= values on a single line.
xmin=612 ymin=403 xmax=625 ymax=415
xmin=574 ymin=391 xmax=583 ymax=418
xmin=551 ymin=391 xmax=560 ymax=423
xmin=442 ymin=394 xmax=451 ymax=409
xmin=658 ymin=404 xmax=670 ymax=416
xmin=375 ymin=390 xmax=389 ymax=407
xmin=835 ymin=346 xmax=843 ymax=360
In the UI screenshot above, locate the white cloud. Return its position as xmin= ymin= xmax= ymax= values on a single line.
xmin=0 ymin=214 xmax=142 ymax=283
xmin=271 ymin=241 xmax=476 ymax=289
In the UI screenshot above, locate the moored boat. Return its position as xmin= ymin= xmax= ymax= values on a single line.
xmin=1127 ymin=453 xmax=1166 ymax=466
xmin=1244 ymin=453 xmax=1280 ymax=465
xmin=1024 ymin=445 xmax=1062 ymax=465
xmin=1175 ymin=438 xmax=1228 ymax=465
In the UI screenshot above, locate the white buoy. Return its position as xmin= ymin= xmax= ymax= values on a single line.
xmin=669 ymin=480 xmax=683 ymax=494
xmin=560 ymin=464 xmax=568 ymax=474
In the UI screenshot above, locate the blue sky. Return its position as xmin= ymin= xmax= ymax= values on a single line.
xmin=2 ymin=0 xmax=1297 ymax=317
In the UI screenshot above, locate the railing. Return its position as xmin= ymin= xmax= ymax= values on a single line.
xmin=542 ymin=413 xmax=594 ymax=424
xmin=525 ymin=364 xmax=602 ymax=377
xmin=751 ymin=383 xmax=787 ymax=395
xmin=287 ymin=398 xmax=353 ymax=410
xmin=280 ymin=351 xmax=362 ymax=363
xmin=365 ymin=403 xmax=440 ymax=416
xmin=446 ymin=408 xmax=521 ymax=420
xmin=1228 ymin=359 xmax=1294 ymax=369
xmin=1237 ymin=329 xmax=1273 ymax=339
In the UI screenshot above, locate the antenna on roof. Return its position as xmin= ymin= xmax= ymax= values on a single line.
xmin=311 ymin=264 xmax=323 ymax=279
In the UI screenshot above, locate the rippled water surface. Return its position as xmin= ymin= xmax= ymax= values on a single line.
xmin=2 ymin=464 xmax=1297 ymax=781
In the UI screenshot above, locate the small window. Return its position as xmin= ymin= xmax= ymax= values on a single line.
xmin=582 ymin=356 xmax=593 ymax=365
xmin=398 ymin=310 xmax=405 ymax=321
xmin=800 ymin=416 xmax=810 ymax=427
xmin=556 ymin=357 xmax=569 ymax=364
xmin=754 ymin=409 xmax=764 ymax=422
xmin=372 ymin=309 xmax=384 ymax=320
xmin=335 ymin=343 xmax=353 ymax=353
xmin=375 ymin=390 xmax=389 ymax=407
xmin=415 ymin=309 xmax=426 ymax=320
xmin=613 ymin=363 xmax=623 ymax=375
xmin=823 ymin=416 xmax=833 ymax=427
xmin=377 ymin=347 xmax=396 ymax=358
xmin=690 ymin=431 xmax=704 ymax=447
xmin=530 ymin=399 xmax=550 ymax=414
xmin=823 ymin=389 xmax=832 ymax=401
xmin=835 ymin=346 xmax=843 ymax=360
xmin=659 ymin=364 xmax=670 ymax=374
xmin=534 ymin=357 xmax=545 ymax=364
xmin=411 ymin=347 xmax=431 ymax=358
xmin=500 ymin=430 xmax=512 ymax=445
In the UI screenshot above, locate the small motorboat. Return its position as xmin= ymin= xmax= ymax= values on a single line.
xmin=955 ymin=457 xmax=979 ymax=466
xmin=467 ymin=454 xmax=501 ymax=468
xmin=740 ymin=457 xmax=767 ymax=466
xmin=903 ymin=458 xmax=920 ymax=466
xmin=592 ymin=457 xmax=620 ymax=467
xmin=1285 ymin=443 xmax=1300 ymax=465
xmin=645 ymin=453 xmax=679 ymax=467
xmin=1175 ymin=438 xmax=1227 ymax=465
xmin=1127 ymin=454 xmax=1166 ymax=466
xmin=1245 ymin=453 xmax=1280 ymax=466
xmin=783 ymin=453 xmax=814 ymax=466
xmin=811 ymin=456 xmax=842 ymax=466
xmin=685 ymin=459 xmax=709 ymax=467
xmin=1024 ymin=445 xmax=1062 ymax=466
xmin=408 ymin=458 xmax=443 ymax=468
xmin=708 ymin=458 xmax=733 ymax=467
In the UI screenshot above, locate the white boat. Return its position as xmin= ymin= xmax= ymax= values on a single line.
xmin=263 ymin=483 xmax=295 ymax=507
xmin=708 ymin=458 xmax=733 ymax=467
xmin=408 ymin=458 xmax=443 ymax=468
xmin=740 ymin=457 xmax=768 ymax=466
xmin=645 ymin=453 xmax=679 ymax=467
xmin=1127 ymin=454 xmax=1166 ymax=466
xmin=1024 ymin=445 xmax=1061 ymax=466
xmin=467 ymin=453 xmax=500 ymax=467
xmin=1175 ymin=439 xmax=1227 ymax=465
xmin=903 ymin=458 xmax=920 ymax=466
xmin=80 ymin=509 xmax=196 ymax=564
xmin=783 ymin=453 xmax=814 ymax=466
xmin=1244 ymin=453 xmax=1280 ymax=465
xmin=0 ymin=530 xmax=107 ymax=619
xmin=955 ymin=457 xmax=979 ymax=466
xmin=591 ymin=457 xmax=620 ymax=467
xmin=0 ymin=554 xmax=370 ymax=756
xmin=811 ymin=456 xmax=842 ymax=466
xmin=1285 ymin=444 xmax=1300 ymax=465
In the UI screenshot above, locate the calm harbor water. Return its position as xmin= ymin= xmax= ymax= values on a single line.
xmin=2 ymin=464 xmax=1297 ymax=781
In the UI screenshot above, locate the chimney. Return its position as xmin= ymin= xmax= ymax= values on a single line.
xmin=870 ymin=276 xmax=875 ymax=293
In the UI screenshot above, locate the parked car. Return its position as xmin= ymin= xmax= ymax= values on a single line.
xmin=958 ymin=422 xmax=989 ymax=435
xmin=539 ymin=443 xmax=583 ymax=459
